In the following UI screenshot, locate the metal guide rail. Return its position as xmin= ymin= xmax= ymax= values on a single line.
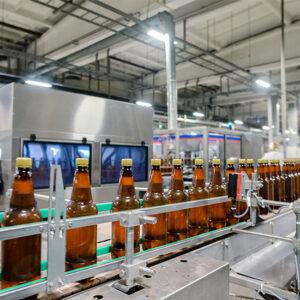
xmin=0 ymin=165 xmax=249 ymax=299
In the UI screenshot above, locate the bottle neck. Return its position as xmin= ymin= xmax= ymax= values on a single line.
xmin=71 ymin=167 xmax=92 ymax=202
xmin=211 ymin=165 xmax=222 ymax=185
xmin=226 ymin=165 xmax=235 ymax=181
xmin=118 ymin=166 xmax=135 ymax=196
xmin=148 ymin=166 xmax=163 ymax=193
xmin=193 ymin=165 xmax=205 ymax=188
xmin=171 ymin=166 xmax=184 ymax=190
xmin=257 ymin=165 xmax=264 ymax=177
xmin=238 ymin=164 xmax=246 ymax=172
xmin=10 ymin=168 xmax=35 ymax=208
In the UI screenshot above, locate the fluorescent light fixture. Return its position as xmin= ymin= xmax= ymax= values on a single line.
xmin=262 ymin=125 xmax=270 ymax=130
xmin=25 ymin=80 xmax=52 ymax=88
xmin=177 ymin=117 xmax=198 ymax=123
xmin=234 ymin=120 xmax=243 ymax=125
xmin=256 ymin=79 xmax=271 ymax=88
xmin=147 ymin=30 xmax=166 ymax=42
xmin=193 ymin=111 xmax=204 ymax=118
xmin=136 ymin=101 xmax=152 ymax=107
xmin=250 ymin=128 xmax=262 ymax=132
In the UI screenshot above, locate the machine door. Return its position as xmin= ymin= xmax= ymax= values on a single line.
xmin=208 ymin=133 xmax=225 ymax=177
xmin=225 ymin=135 xmax=241 ymax=169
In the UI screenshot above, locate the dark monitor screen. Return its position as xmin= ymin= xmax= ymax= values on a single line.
xmin=101 ymin=144 xmax=148 ymax=184
xmin=23 ymin=141 xmax=91 ymax=188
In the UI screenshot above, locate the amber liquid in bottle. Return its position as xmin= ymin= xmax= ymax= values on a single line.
xmin=237 ymin=162 xmax=249 ymax=221
xmin=112 ymin=163 xmax=140 ymax=258
xmin=189 ymin=163 xmax=209 ymax=236
xmin=209 ymin=161 xmax=226 ymax=230
xmin=1 ymin=162 xmax=42 ymax=290
xmin=277 ymin=162 xmax=286 ymax=202
xmin=266 ymin=163 xmax=275 ymax=204
xmin=166 ymin=163 xmax=188 ymax=242
xmin=246 ymin=163 xmax=254 ymax=180
xmin=143 ymin=163 xmax=167 ymax=250
xmin=292 ymin=161 xmax=298 ymax=200
xmin=271 ymin=162 xmax=281 ymax=203
xmin=225 ymin=163 xmax=238 ymax=225
xmin=283 ymin=161 xmax=293 ymax=202
xmin=289 ymin=162 xmax=296 ymax=201
xmin=66 ymin=164 xmax=98 ymax=271
xmin=297 ymin=161 xmax=300 ymax=199
xmin=257 ymin=162 xmax=269 ymax=215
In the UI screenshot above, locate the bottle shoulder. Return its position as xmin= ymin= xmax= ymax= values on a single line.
xmin=166 ymin=189 xmax=188 ymax=202
xmin=66 ymin=200 xmax=98 ymax=217
xmin=112 ymin=195 xmax=140 ymax=211
xmin=2 ymin=206 xmax=42 ymax=227
xmin=143 ymin=192 xmax=167 ymax=206
xmin=189 ymin=186 xmax=209 ymax=197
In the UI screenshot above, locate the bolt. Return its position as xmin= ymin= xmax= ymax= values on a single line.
xmin=68 ymin=222 xmax=73 ymax=228
xmin=39 ymin=225 xmax=45 ymax=233
xmin=48 ymin=282 xmax=54 ymax=289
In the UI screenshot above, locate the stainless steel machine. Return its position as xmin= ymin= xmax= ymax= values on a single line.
xmin=0 ymin=83 xmax=153 ymax=209
xmin=153 ymin=126 xmax=263 ymax=180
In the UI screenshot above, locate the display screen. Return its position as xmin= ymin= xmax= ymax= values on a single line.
xmin=101 ymin=144 xmax=148 ymax=184
xmin=23 ymin=141 xmax=91 ymax=188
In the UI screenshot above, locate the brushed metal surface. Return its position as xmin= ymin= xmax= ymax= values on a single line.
xmin=0 ymin=83 xmax=153 ymax=208
xmin=66 ymin=254 xmax=229 ymax=300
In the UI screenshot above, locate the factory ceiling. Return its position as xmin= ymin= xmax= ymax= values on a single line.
xmin=0 ymin=0 xmax=299 ymax=128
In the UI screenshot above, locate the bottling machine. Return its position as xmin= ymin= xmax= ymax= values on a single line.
xmin=0 ymin=84 xmax=298 ymax=300
xmin=0 ymin=83 xmax=153 ymax=209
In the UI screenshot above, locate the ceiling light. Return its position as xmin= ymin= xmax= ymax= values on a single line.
xmin=234 ymin=120 xmax=243 ymax=125
xmin=256 ymin=79 xmax=271 ymax=88
xmin=147 ymin=30 xmax=166 ymax=42
xmin=25 ymin=80 xmax=52 ymax=88
xmin=193 ymin=112 xmax=204 ymax=118
xmin=262 ymin=125 xmax=270 ymax=130
xmin=136 ymin=101 xmax=152 ymax=107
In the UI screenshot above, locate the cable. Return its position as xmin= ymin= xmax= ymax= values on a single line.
xmin=266 ymin=204 xmax=289 ymax=215
xmin=234 ymin=190 xmax=250 ymax=219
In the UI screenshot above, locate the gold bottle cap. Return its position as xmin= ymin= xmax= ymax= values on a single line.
xmin=258 ymin=159 xmax=264 ymax=164
xmin=151 ymin=158 xmax=161 ymax=166
xmin=122 ymin=158 xmax=132 ymax=167
xmin=16 ymin=157 xmax=32 ymax=168
xmin=283 ymin=159 xmax=289 ymax=163
xmin=227 ymin=159 xmax=234 ymax=165
xmin=247 ymin=159 xmax=254 ymax=164
xmin=270 ymin=159 xmax=276 ymax=163
xmin=195 ymin=158 xmax=203 ymax=165
xmin=212 ymin=158 xmax=220 ymax=165
xmin=263 ymin=159 xmax=269 ymax=164
xmin=172 ymin=158 xmax=182 ymax=166
xmin=76 ymin=158 xmax=89 ymax=167
xmin=239 ymin=159 xmax=246 ymax=164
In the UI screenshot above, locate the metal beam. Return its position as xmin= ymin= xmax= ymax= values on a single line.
xmin=261 ymin=0 xmax=292 ymax=25
xmin=0 ymin=21 xmax=42 ymax=37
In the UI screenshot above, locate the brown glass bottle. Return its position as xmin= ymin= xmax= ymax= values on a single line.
xmin=297 ymin=160 xmax=300 ymax=199
xmin=276 ymin=160 xmax=285 ymax=202
xmin=1 ymin=158 xmax=42 ymax=290
xmin=112 ymin=159 xmax=140 ymax=258
xmin=265 ymin=160 xmax=275 ymax=204
xmin=237 ymin=159 xmax=249 ymax=221
xmin=225 ymin=159 xmax=238 ymax=225
xmin=66 ymin=158 xmax=98 ymax=271
xmin=257 ymin=159 xmax=269 ymax=215
xmin=143 ymin=159 xmax=167 ymax=250
xmin=270 ymin=160 xmax=281 ymax=204
xmin=166 ymin=159 xmax=188 ymax=243
xmin=283 ymin=159 xmax=293 ymax=202
xmin=188 ymin=158 xmax=209 ymax=236
xmin=292 ymin=160 xmax=298 ymax=200
xmin=246 ymin=159 xmax=255 ymax=179
xmin=209 ymin=159 xmax=226 ymax=230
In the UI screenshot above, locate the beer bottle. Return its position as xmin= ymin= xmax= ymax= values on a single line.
xmin=292 ymin=159 xmax=298 ymax=200
xmin=225 ymin=159 xmax=238 ymax=225
xmin=271 ymin=160 xmax=281 ymax=203
xmin=276 ymin=159 xmax=285 ymax=202
xmin=246 ymin=159 xmax=255 ymax=179
xmin=143 ymin=159 xmax=167 ymax=250
xmin=66 ymin=158 xmax=98 ymax=270
xmin=1 ymin=158 xmax=42 ymax=289
xmin=265 ymin=160 xmax=275 ymax=204
xmin=288 ymin=159 xmax=296 ymax=201
xmin=166 ymin=159 xmax=188 ymax=243
xmin=209 ymin=159 xmax=226 ymax=230
xmin=112 ymin=159 xmax=140 ymax=258
xmin=297 ymin=159 xmax=300 ymax=199
xmin=257 ymin=159 xmax=269 ymax=215
xmin=283 ymin=159 xmax=293 ymax=202
xmin=188 ymin=158 xmax=210 ymax=236
xmin=237 ymin=159 xmax=249 ymax=221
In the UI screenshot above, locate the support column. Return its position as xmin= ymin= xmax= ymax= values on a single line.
xmin=267 ymin=96 xmax=273 ymax=145
xmin=268 ymin=95 xmax=280 ymax=144
xmin=287 ymin=102 xmax=299 ymax=155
